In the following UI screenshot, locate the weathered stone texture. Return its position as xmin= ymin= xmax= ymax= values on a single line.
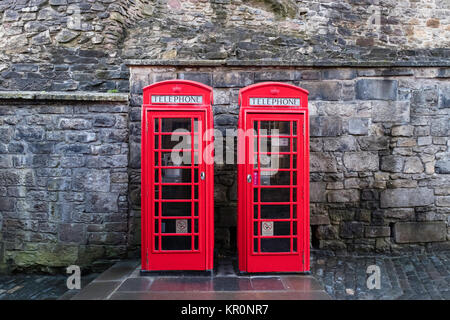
xmin=394 ymin=222 xmax=446 ymax=243
xmin=0 ymin=99 xmax=128 ymax=272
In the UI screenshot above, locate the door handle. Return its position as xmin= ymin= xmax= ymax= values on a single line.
xmin=200 ymin=172 xmax=206 ymax=180
xmin=247 ymin=174 xmax=252 ymax=183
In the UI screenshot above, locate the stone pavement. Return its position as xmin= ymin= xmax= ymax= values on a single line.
xmin=1 ymin=252 xmax=449 ymax=300
xmin=310 ymin=251 xmax=450 ymax=300
xmin=70 ymin=259 xmax=331 ymax=300
xmin=0 ymin=273 xmax=97 ymax=300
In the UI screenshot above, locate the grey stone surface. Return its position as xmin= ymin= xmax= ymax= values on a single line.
xmin=356 ymin=79 xmax=398 ymax=100
xmin=380 ymin=188 xmax=434 ymax=208
xmin=394 ymin=222 xmax=447 ymax=243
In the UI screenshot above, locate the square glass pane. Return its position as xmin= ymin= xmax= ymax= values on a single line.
xmin=272 ymin=221 xmax=291 ymax=236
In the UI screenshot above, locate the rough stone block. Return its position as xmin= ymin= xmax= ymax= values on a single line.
xmin=394 ymin=222 xmax=446 ymax=243
xmin=372 ymin=101 xmax=410 ymax=124
xmin=391 ymin=125 xmax=414 ymax=137
xmin=178 ymin=72 xmax=212 ymax=86
xmin=403 ymin=157 xmax=424 ymax=173
xmin=343 ymin=152 xmax=379 ymax=171
xmin=310 ymin=182 xmax=326 ymax=202
xmin=435 ymin=160 xmax=450 ymax=174
xmin=310 ymin=152 xmax=337 ymax=172
xmin=436 ymin=196 xmax=450 ymax=207
xmin=85 ymin=192 xmax=119 ymax=213
xmin=310 ymin=116 xmax=342 ymax=137
xmin=380 ymin=188 xmax=434 ymax=208
xmin=212 ymin=72 xmax=253 ymax=87
xmin=328 ymin=190 xmax=360 ymax=203
xmin=356 ymin=79 xmax=398 ymax=100
xmin=72 ymin=169 xmax=110 ymax=192
xmin=339 ymin=221 xmax=364 ymax=239
xmin=300 ymin=81 xmax=341 ymax=101
xmin=365 ymin=226 xmax=390 ymax=238
xmin=323 ymin=136 xmax=357 ymax=152
xmin=348 ymin=118 xmax=369 ymax=135
xmin=357 ymin=136 xmax=389 ymax=151
xmin=310 ymin=215 xmax=330 ymax=225
xmin=381 ymin=155 xmax=404 ymax=172
xmin=58 ymin=223 xmax=86 ymax=243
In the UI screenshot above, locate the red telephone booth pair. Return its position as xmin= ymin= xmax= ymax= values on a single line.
xmin=141 ymin=80 xmax=309 ymax=273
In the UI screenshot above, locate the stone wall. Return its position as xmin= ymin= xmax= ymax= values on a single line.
xmin=0 ymin=92 xmax=130 ymax=272
xmin=128 ymin=64 xmax=450 ymax=255
xmin=1 ymin=0 xmax=450 ymax=92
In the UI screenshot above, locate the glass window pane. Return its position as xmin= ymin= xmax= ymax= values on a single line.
xmin=259 ymin=121 xmax=290 ymax=135
xmin=161 ymin=202 xmax=191 ymax=217
xmin=161 ymin=185 xmax=191 ymax=199
xmin=260 ymin=188 xmax=290 ymax=202
xmin=161 ymin=236 xmax=191 ymax=250
xmin=260 ymin=170 xmax=291 ymax=185
xmin=259 ymin=137 xmax=290 ymax=153
xmin=261 ymin=238 xmax=290 ymax=253
xmin=260 ymin=154 xmax=291 ymax=169
xmin=161 ymin=118 xmax=191 ymax=132
xmin=161 ymin=168 xmax=192 ymax=183
xmin=160 ymin=219 xmax=191 ymax=233
xmin=161 ymin=134 xmax=191 ymax=150
xmin=260 ymin=205 xmax=290 ymax=219
xmin=154 ymin=119 xmax=159 ymax=132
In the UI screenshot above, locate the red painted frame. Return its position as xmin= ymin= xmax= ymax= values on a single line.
xmin=141 ymin=80 xmax=214 ymax=271
xmin=237 ymin=82 xmax=310 ymax=273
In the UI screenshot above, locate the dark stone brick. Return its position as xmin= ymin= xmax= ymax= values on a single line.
xmin=356 ymin=79 xmax=398 ymax=100
xmin=0 ymin=197 xmax=15 ymax=211
xmin=394 ymin=222 xmax=446 ymax=243
xmin=435 ymin=160 xmax=450 ymax=174
xmin=59 ymin=223 xmax=86 ymax=243
xmin=178 ymin=72 xmax=212 ymax=86
xmin=212 ymin=72 xmax=253 ymax=87
xmin=310 ymin=116 xmax=342 ymax=137
xmin=339 ymin=221 xmax=364 ymax=239
xmin=300 ymin=81 xmax=341 ymax=101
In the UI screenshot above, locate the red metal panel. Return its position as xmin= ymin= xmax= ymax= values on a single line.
xmin=237 ymin=82 xmax=309 ymax=273
xmin=141 ymin=80 xmax=214 ymax=271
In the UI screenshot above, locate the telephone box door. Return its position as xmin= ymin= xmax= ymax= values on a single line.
xmin=141 ymin=80 xmax=214 ymax=272
xmin=237 ymin=82 xmax=309 ymax=273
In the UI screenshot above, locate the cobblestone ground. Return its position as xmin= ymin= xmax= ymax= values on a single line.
xmin=311 ymin=251 xmax=450 ymax=300
xmin=0 ymin=273 xmax=99 ymax=300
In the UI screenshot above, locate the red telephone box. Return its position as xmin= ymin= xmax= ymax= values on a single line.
xmin=237 ymin=82 xmax=310 ymax=273
xmin=141 ymin=80 xmax=214 ymax=272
